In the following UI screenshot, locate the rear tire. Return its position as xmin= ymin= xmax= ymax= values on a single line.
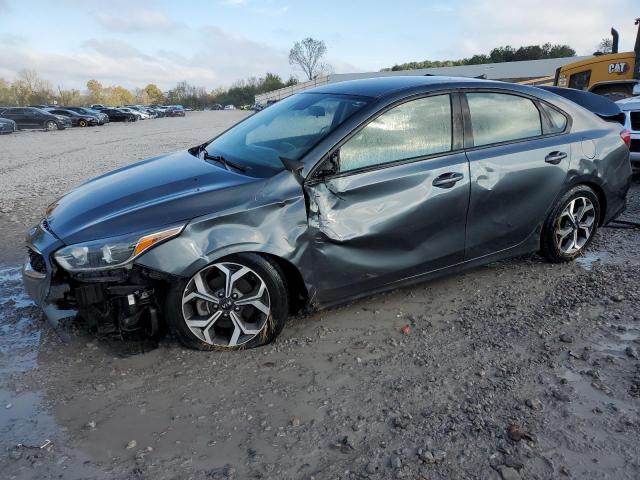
xmin=540 ymin=185 xmax=600 ymax=263
xmin=166 ymin=253 xmax=288 ymax=351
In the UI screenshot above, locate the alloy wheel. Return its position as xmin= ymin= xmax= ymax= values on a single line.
xmin=181 ymin=262 xmax=271 ymax=347
xmin=555 ymin=196 xmax=596 ymax=255
xmin=45 ymin=121 xmax=57 ymax=131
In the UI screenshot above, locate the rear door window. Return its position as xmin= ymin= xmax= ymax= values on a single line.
xmin=466 ymin=93 xmax=542 ymax=147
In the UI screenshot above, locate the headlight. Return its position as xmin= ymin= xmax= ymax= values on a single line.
xmin=54 ymin=224 xmax=184 ymax=271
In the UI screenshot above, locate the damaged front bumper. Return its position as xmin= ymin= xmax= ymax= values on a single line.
xmin=23 ymin=222 xmax=77 ymax=326
xmin=22 ymin=221 xmax=169 ymax=335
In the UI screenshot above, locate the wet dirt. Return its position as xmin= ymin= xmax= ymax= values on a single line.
xmin=0 ymin=114 xmax=639 ymax=479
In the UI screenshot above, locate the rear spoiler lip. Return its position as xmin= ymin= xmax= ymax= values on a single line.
xmin=537 ymin=86 xmax=625 ymax=125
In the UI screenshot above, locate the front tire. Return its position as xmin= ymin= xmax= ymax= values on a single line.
xmin=166 ymin=253 xmax=288 ymax=351
xmin=44 ymin=120 xmax=57 ymax=131
xmin=541 ymin=185 xmax=600 ymax=263
xmin=79 ymin=119 xmax=88 ymax=127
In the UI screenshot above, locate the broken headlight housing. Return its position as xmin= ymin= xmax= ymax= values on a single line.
xmin=54 ymin=225 xmax=184 ymax=272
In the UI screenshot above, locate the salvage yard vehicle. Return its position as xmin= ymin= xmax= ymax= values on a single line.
xmin=165 ymin=106 xmax=186 ymax=117
xmin=0 ymin=107 xmax=69 ymax=130
xmin=0 ymin=117 xmax=16 ymax=134
xmin=101 ymin=108 xmax=137 ymax=122
xmin=23 ymin=76 xmax=632 ymax=351
xmin=45 ymin=108 xmax=99 ymax=127
xmin=616 ymin=96 xmax=640 ymax=170
xmin=117 ymin=107 xmax=146 ymax=120
xmin=65 ymin=107 xmax=109 ymax=125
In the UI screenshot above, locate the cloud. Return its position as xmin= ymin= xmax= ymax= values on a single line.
xmin=0 ymin=33 xmax=26 ymax=46
xmin=456 ymin=0 xmax=637 ymax=57
xmin=83 ymin=39 xmax=155 ymax=60
xmin=95 ymin=8 xmax=178 ymax=32
xmin=0 ymin=28 xmax=297 ymax=90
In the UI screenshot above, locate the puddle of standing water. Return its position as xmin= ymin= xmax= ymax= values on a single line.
xmin=0 ymin=265 xmax=59 ymax=449
xmin=575 ymin=251 xmax=612 ymax=270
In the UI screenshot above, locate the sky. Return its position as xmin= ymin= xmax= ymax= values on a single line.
xmin=0 ymin=0 xmax=638 ymax=91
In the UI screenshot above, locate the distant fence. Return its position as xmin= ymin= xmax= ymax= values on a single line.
xmin=255 ymin=76 xmax=330 ymax=105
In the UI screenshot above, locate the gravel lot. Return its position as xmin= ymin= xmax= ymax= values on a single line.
xmin=1 ymin=112 xmax=639 ymax=480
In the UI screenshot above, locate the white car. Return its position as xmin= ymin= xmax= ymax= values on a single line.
xmin=118 ymin=107 xmax=148 ymax=120
xmin=224 ymin=105 xmax=236 ymax=110
xmin=616 ymin=96 xmax=640 ymax=171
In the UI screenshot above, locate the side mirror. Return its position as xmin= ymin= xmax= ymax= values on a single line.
xmin=633 ymin=83 xmax=640 ymax=96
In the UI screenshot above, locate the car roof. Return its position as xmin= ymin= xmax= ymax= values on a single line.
xmin=305 ymin=75 xmax=540 ymax=99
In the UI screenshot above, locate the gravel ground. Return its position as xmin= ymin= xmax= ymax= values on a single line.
xmin=0 ymin=112 xmax=639 ymax=480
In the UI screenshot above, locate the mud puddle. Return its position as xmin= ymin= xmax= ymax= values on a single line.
xmin=0 ymin=265 xmax=58 ymax=452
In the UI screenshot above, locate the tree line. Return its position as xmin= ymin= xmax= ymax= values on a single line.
xmin=383 ymin=43 xmax=576 ymax=71
xmin=0 ymin=70 xmax=299 ymax=109
xmin=0 ymin=40 xmax=580 ymax=108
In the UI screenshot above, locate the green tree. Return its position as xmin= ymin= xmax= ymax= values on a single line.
xmin=383 ymin=43 xmax=576 ymax=72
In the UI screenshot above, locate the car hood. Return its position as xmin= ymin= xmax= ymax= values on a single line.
xmin=46 ymin=150 xmax=259 ymax=244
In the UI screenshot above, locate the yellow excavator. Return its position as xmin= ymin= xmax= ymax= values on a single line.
xmin=554 ymin=18 xmax=640 ymax=100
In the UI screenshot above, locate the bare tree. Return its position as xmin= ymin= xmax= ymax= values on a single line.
xmin=289 ymin=38 xmax=329 ymax=80
xmin=597 ymin=38 xmax=613 ymax=54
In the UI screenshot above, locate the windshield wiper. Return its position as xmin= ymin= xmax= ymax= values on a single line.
xmin=204 ymin=153 xmax=246 ymax=173
xmin=194 ymin=143 xmax=246 ymax=173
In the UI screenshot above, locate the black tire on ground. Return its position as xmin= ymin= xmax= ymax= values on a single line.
xmin=79 ymin=119 xmax=87 ymax=127
xmin=44 ymin=120 xmax=57 ymax=131
xmin=165 ymin=253 xmax=289 ymax=351
xmin=540 ymin=185 xmax=601 ymax=263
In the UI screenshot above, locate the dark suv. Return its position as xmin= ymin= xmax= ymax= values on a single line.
xmin=0 ymin=107 xmax=69 ymax=130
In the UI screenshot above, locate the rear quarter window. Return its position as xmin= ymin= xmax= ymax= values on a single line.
xmin=539 ymin=103 xmax=568 ymax=134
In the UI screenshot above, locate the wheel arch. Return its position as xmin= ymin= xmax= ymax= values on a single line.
xmin=564 ymin=177 xmax=608 ymax=225
xmin=138 ymin=240 xmax=314 ymax=313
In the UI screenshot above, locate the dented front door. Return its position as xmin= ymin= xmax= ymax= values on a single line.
xmin=305 ymin=152 xmax=470 ymax=305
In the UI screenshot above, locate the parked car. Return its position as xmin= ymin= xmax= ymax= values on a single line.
xmin=149 ymin=107 xmax=166 ymax=118
xmin=209 ymin=104 xmax=223 ymax=110
xmin=65 ymin=107 xmax=109 ymax=125
xmin=165 ymin=106 xmax=186 ymax=117
xmin=101 ymin=108 xmax=137 ymax=122
xmin=0 ymin=117 xmax=17 ymax=134
xmin=0 ymin=107 xmax=69 ymax=130
xmin=117 ymin=107 xmax=146 ymax=120
xmin=616 ymin=96 xmax=640 ymax=171
xmin=45 ymin=108 xmax=99 ymax=127
xmin=90 ymin=104 xmax=106 ymax=110
xmin=22 ymin=77 xmax=631 ymax=351
xmin=223 ymin=104 xmax=236 ymax=110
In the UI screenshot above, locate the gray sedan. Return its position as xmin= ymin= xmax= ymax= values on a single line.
xmin=23 ymin=77 xmax=632 ymax=350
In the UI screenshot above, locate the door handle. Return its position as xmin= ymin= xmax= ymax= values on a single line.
xmin=545 ymin=151 xmax=567 ymax=165
xmin=432 ymin=172 xmax=464 ymax=188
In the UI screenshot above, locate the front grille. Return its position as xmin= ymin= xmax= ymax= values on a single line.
xmin=631 ymin=112 xmax=640 ymax=131
xmin=27 ymin=248 xmax=47 ymax=274
xmin=630 ymin=138 xmax=640 ymax=153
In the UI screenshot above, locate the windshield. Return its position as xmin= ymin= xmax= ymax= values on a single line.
xmin=205 ymin=93 xmax=370 ymax=175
